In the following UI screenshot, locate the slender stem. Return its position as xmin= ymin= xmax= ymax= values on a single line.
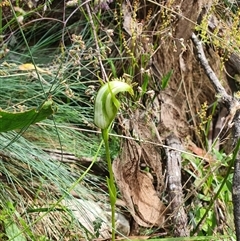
xmin=103 ymin=128 xmax=115 ymax=190
xmin=102 ymin=128 xmax=116 ymax=241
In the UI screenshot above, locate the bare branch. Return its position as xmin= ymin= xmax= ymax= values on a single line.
xmin=191 ymin=33 xmax=234 ymax=108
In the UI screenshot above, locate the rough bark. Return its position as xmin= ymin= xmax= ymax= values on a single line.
xmin=228 ymin=53 xmax=240 ymax=76
xmin=232 ymin=110 xmax=240 ymax=241
xmin=233 ymin=147 xmax=240 ymax=241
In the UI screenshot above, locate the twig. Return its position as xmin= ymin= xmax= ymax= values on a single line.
xmin=191 ymin=32 xmax=240 ymax=240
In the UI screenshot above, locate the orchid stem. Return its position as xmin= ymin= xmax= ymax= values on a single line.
xmin=102 ymin=128 xmax=116 ymax=241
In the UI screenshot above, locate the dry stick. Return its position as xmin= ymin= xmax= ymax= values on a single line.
xmin=192 ymin=32 xmax=240 ymax=240
xmin=165 ymin=134 xmax=189 ymax=237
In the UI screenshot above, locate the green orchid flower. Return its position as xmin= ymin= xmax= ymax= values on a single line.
xmin=94 ymin=80 xmax=133 ymax=130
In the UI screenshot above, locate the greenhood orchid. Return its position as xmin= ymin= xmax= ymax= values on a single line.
xmin=94 ymin=80 xmax=133 ymax=130
xmin=94 ymin=80 xmax=133 ymax=241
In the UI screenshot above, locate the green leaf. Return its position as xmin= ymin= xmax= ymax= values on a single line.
xmin=161 ymin=69 xmax=173 ymax=90
xmin=4 ymin=221 xmax=27 ymax=241
xmin=0 ymin=100 xmax=56 ymax=132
